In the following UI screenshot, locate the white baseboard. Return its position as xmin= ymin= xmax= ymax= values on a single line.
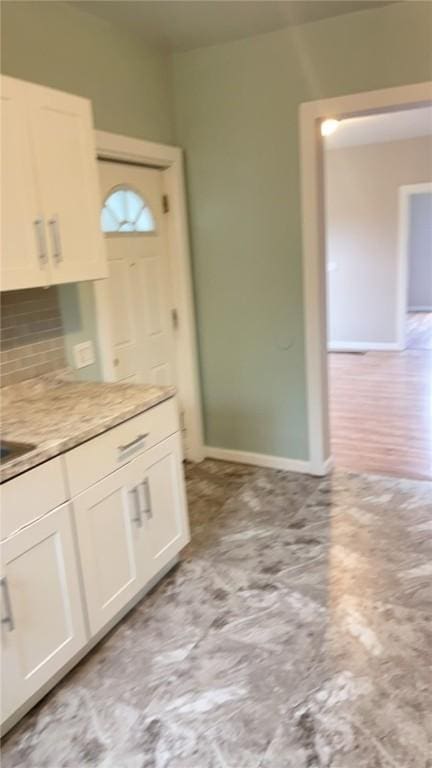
xmin=317 ymin=456 xmax=333 ymax=476
xmin=408 ymin=306 xmax=432 ymax=312
xmin=328 ymin=341 xmax=402 ymax=352
xmin=204 ymin=446 xmax=312 ymax=474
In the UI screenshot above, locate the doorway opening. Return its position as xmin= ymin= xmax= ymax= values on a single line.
xmin=299 ymin=82 xmax=432 ymax=479
xmin=405 ymin=186 xmax=432 ymax=353
xmin=324 ymin=109 xmax=432 ymax=481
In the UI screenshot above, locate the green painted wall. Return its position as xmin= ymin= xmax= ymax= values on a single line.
xmin=1 ymin=0 xmax=174 ymax=380
xmin=1 ymin=1 xmax=174 ymax=143
xmin=2 ymin=1 xmax=432 ymax=457
xmin=173 ymin=1 xmax=432 ymax=459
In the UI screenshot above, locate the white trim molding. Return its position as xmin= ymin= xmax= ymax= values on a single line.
xmin=398 ymin=181 xmax=432 ymax=349
xmin=300 ymin=81 xmax=432 ymax=476
xmin=204 ymin=446 xmax=314 ymax=475
xmin=328 ymin=341 xmax=403 ymax=352
xmin=320 ymin=457 xmax=334 ymax=476
xmin=94 ymin=131 xmax=204 ymax=462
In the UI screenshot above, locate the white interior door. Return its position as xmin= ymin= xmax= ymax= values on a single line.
xmin=98 ymin=161 xmax=177 ymax=388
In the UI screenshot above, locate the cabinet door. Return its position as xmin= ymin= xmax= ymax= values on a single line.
xmin=72 ymin=463 xmax=141 ymax=636
xmin=1 ymin=504 xmax=86 ymax=723
xmin=1 ymin=76 xmax=48 ymax=290
xmin=131 ymin=433 xmax=190 ymax=584
xmin=28 ymin=83 xmax=107 ymax=284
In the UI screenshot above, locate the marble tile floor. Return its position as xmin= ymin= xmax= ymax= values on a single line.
xmin=2 ymin=459 xmax=432 ymax=768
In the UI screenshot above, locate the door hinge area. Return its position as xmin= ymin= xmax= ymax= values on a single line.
xmin=171 ymin=308 xmax=179 ymax=330
xmin=162 ymin=194 xmax=170 ymax=213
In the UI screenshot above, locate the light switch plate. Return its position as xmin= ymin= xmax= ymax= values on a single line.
xmin=73 ymin=341 xmax=95 ymax=369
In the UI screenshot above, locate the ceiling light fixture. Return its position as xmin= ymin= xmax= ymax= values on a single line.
xmin=321 ymin=118 xmax=340 ymax=137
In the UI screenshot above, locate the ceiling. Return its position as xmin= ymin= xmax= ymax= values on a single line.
xmin=325 ymin=106 xmax=432 ymax=149
xmin=70 ymin=1 xmax=397 ymax=52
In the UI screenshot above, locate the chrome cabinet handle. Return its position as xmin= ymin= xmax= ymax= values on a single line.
xmin=1 ymin=577 xmax=15 ymax=632
xmin=129 ymin=487 xmax=142 ymax=528
xmin=140 ymin=478 xmax=153 ymax=520
xmin=118 ymin=433 xmax=149 ymax=455
xmin=48 ymin=215 xmax=62 ymax=263
xmin=34 ymin=217 xmax=48 ymax=266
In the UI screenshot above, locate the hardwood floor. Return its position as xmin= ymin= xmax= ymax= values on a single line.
xmin=406 ymin=310 xmax=432 ymax=350
xmin=329 ymin=313 xmax=432 ymax=481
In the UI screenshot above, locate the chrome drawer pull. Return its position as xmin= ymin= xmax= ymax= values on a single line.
xmin=1 ymin=577 xmax=15 ymax=632
xmin=48 ymin=215 xmax=63 ymax=263
xmin=129 ymin=487 xmax=142 ymax=528
xmin=141 ymin=478 xmax=153 ymax=520
xmin=34 ymin=217 xmax=48 ymax=266
xmin=118 ymin=433 xmax=149 ymax=454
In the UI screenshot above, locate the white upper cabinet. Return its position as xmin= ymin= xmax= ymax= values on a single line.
xmin=1 ymin=77 xmax=48 ymax=290
xmin=1 ymin=76 xmax=107 ymax=291
xmin=29 ymin=83 xmax=107 ymax=284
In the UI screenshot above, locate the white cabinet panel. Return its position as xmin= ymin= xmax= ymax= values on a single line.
xmin=72 ymin=463 xmax=141 ymax=636
xmin=1 ymin=504 xmax=86 ymax=722
xmin=1 ymin=77 xmax=47 ymax=290
xmin=29 ymin=84 xmax=107 ymax=285
xmin=1 ymin=76 xmax=107 ymax=291
xmin=1 ymin=457 xmax=67 ymax=540
xmin=131 ymin=433 xmax=189 ymax=584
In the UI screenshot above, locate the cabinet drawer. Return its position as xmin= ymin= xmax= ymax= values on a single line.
xmin=64 ymin=397 xmax=179 ymax=496
xmin=1 ymin=458 xmax=67 ymax=540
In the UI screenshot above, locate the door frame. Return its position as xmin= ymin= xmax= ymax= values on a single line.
xmin=299 ymin=81 xmax=432 ymax=475
xmin=398 ymin=182 xmax=432 ymax=340
xmin=93 ymin=131 xmax=204 ymax=462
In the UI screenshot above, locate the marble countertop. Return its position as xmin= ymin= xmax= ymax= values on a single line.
xmin=0 ymin=372 xmax=176 ymax=483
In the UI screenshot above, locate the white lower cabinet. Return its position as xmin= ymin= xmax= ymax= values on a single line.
xmin=73 ymin=432 xmax=189 ymax=636
xmin=1 ymin=402 xmax=190 ymax=731
xmin=131 ymin=433 xmax=190 ymax=585
xmin=1 ymin=504 xmax=86 ymax=722
xmin=73 ymin=462 xmax=141 ymax=636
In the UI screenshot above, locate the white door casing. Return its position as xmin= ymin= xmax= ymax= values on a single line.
xmin=300 ymin=81 xmax=432 ymax=475
xmin=397 ymin=182 xmax=432 ymax=348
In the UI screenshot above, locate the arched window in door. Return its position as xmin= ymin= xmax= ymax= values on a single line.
xmin=101 ymin=187 xmax=156 ymax=233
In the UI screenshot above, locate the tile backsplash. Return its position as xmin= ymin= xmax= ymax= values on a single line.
xmin=0 ymin=288 xmax=66 ymax=387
